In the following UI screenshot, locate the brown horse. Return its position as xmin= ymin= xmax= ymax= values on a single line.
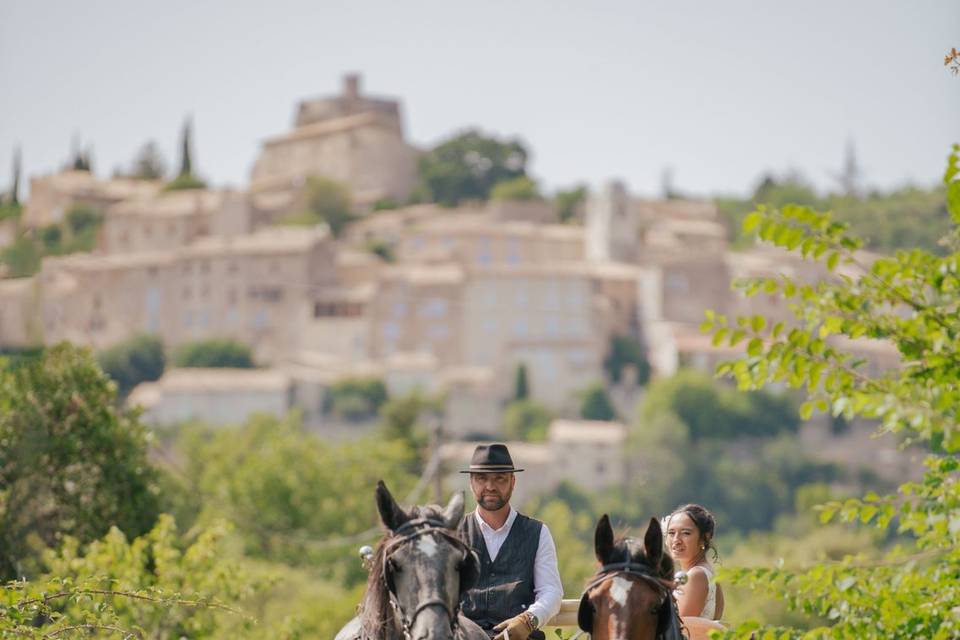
xmin=577 ymin=515 xmax=684 ymax=640
xmin=335 ymin=481 xmax=489 ymax=640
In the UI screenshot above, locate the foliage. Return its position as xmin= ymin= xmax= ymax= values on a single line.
xmin=490 ymin=176 xmax=541 ymax=201
xmin=281 ymin=176 xmax=355 ymax=237
xmin=38 ymin=225 xmax=62 ymax=252
xmin=379 ymin=390 xmax=442 ymax=448
xmin=638 ymin=369 xmax=798 ymax=441
xmin=603 ymin=334 xmax=651 ymax=385
xmin=702 ymin=145 xmax=960 ymax=639
xmin=513 ymin=362 xmax=529 ymax=400
xmin=27 ymin=515 xmax=252 ymax=639
xmin=326 ymin=377 xmax=388 ymax=422
xmin=523 ymin=491 xmax=596 ymax=593
xmin=1 ymin=235 xmax=41 ymax=277
xmin=7 ymin=147 xmax=21 ymax=206
xmin=97 ymin=333 xmax=166 ymax=398
xmin=718 ymin=175 xmax=950 ymax=255
xmin=364 ymin=238 xmax=395 ymax=262
xmin=164 ymin=173 xmax=207 ymax=191
xmin=579 ymin=382 xmax=616 ymax=421
xmin=128 ymin=140 xmax=166 ymax=180
xmin=417 ymin=129 xmax=529 ymax=206
xmin=0 ymin=205 xmax=103 ymax=276
xmin=0 ymin=201 xmax=21 ymax=221
xmin=65 ymin=204 xmax=103 ymax=240
xmin=555 ymin=185 xmax=587 ymax=224
xmin=502 ymin=399 xmax=552 ymax=442
xmin=372 ymin=198 xmax=399 ymax=211
xmin=175 ymin=415 xmax=418 ymax=584
xmin=945 ymin=47 xmax=959 ymax=75
xmin=179 ymin=118 xmax=193 ymax=178
xmin=173 ymin=338 xmax=254 ymax=369
xmin=0 ymin=343 xmax=162 ymax=581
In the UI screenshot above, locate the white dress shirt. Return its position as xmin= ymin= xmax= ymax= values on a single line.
xmin=474 ymin=508 xmax=564 ymax=626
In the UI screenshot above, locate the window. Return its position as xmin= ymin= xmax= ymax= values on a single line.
xmin=513 ymin=317 xmax=529 ymax=337
xmin=419 ymin=298 xmax=448 ymax=318
xmin=477 ymin=239 xmax=492 ymax=265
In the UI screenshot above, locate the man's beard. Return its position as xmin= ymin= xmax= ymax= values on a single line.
xmin=478 ymin=492 xmax=509 ymax=511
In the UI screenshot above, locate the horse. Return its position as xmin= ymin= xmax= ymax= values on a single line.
xmin=335 ymin=481 xmax=489 ymax=640
xmin=576 ymin=515 xmax=685 ymax=640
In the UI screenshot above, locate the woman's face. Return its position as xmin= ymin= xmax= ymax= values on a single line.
xmin=665 ymin=512 xmax=703 ymax=566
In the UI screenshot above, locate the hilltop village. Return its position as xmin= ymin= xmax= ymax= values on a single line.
xmin=0 ymin=75 xmax=901 ymax=501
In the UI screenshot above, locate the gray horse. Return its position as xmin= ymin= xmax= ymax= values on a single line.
xmin=335 ymin=481 xmax=489 ymax=640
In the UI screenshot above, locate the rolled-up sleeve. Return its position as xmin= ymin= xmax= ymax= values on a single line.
xmin=527 ymin=523 xmax=563 ymax=626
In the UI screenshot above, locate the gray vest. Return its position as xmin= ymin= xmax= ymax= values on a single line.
xmin=459 ymin=511 xmax=543 ymax=631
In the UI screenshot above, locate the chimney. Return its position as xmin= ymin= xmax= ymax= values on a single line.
xmin=343 ymin=73 xmax=360 ymax=101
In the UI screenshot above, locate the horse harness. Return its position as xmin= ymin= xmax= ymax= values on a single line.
xmin=380 ymin=517 xmax=480 ymax=640
xmin=577 ymin=560 xmax=683 ymax=640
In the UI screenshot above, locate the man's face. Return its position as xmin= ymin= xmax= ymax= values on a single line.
xmin=469 ymin=472 xmax=515 ymax=512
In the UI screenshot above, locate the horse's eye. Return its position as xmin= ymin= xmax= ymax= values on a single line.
xmin=388 ymin=558 xmax=401 ymax=572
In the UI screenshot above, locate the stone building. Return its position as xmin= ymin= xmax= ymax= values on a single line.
xmin=36 ymin=226 xmax=335 ymax=361
xmin=250 ymin=74 xmax=418 ymax=208
xmin=22 ymin=170 xmax=161 ymax=228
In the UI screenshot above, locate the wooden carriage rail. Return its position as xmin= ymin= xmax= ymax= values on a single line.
xmin=545 ymin=599 xmax=580 ymax=628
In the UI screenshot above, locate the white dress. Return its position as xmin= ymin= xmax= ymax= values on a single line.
xmin=698 ymin=565 xmax=717 ymax=620
xmin=675 ymin=565 xmax=718 ymax=620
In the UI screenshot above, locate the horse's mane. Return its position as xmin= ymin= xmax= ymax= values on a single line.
xmin=359 ymin=503 xmax=449 ymax=639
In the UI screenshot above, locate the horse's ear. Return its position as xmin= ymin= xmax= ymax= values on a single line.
xmin=595 ymin=514 xmax=615 ymax=563
xmin=644 ymin=517 xmax=664 ymax=565
xmin=442 ymin=491 xmax=465 ymax=529
xmin=376 ymin=480 xmax=409 ymax=531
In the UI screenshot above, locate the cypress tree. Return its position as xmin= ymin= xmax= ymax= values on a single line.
xmin=513 ymin=363 xmax=529 ymax=401
xmin=11 ymin=146 xmax=21 ymax=205
xmin=179 ymin=117 xmax=193 ymax=177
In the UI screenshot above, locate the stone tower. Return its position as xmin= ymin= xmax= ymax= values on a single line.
xmin=585 ymin=180 xmax=637 ymax=262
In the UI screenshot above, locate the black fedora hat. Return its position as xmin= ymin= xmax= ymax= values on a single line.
xmin=459 ymin=443 xmax=524 ymax=473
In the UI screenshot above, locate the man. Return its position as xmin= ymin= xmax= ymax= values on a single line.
xmin=458 ymin=443 xmax=563 ymax=640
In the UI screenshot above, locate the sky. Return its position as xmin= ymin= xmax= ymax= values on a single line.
xmin=1 ymin=0 xmax=958 ymax=199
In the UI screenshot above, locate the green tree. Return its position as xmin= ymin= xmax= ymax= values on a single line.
xmin=579 ymin=382 xmax=616 ymax=421
xmin=179 ymin=117 xmax=193 ymax=178
xmin=0 ymin=343 xmax=162 ymax=581
xmin=490 ymin=176 xmax=541 ymax=201
xmin=38 ymin=224 xmax=62 ymax=252
xmin=97 ymin=333 xmax=166 ymax=398
xmin=703 ymin=145 xmax=960 ymax=639
xmin=555 ymin=184 xmax=587 ymax=223
xmin=417 ymin=130 xmax=529 ymax=206
xmin=178 ymin=415 xmax=418 ymax=580
xmin=326 ymin=376 xmax=388 ymax=422
xmin=379 ymin=390 xmax=441 ymax=447
xmin=165 ymin=118 xmax=206 ymax=191
xmin=10 ymin=145 xmax=21 ymax=205
xmin=281 ymin=176 xmax=354 ymax=238
xmin=0 ymin=235 xmax=42 ymax=278
xmin=30 ymin=515 xmax=253 ymax=639
xmin=174 ymin=338 xmax=254 ymax=369
xmin=513 ymin=362 xmax=529 ymax=401
xmin=603 ymin=334 xmax=651 ymax=385
xmin=129 ymin=140 xmax=166 ymax=180
xmin=638 ymin=369 xmax=798 ymax=441
xmin=501 ymin=399 xmax=552 ymax=442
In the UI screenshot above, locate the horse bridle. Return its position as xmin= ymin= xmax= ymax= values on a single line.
xmin=381 ymin=517 xmax=473 ymax=640
xmin=578 ymin=560 xmax=681 ymax=638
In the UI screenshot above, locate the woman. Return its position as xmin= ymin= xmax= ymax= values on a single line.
xmin=664 ymin=504 xmax=725 ymax=622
